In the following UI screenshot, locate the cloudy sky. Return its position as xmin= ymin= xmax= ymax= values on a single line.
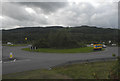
xmin=0 ymin=0 xmax=119 ymax=29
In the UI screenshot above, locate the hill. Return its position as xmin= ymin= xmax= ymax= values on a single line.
xmin=2 ymin=26 xmax=119 ymax=46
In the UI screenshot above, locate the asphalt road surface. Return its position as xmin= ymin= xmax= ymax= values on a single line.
xmin=2 ymin=46 xmax=119 ymax=74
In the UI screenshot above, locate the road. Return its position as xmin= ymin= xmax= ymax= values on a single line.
xmin=2 ymin=46 xmax=118 ymax=74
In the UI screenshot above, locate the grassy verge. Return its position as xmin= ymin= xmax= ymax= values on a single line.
xmin=22 ymin=47 xmax=104 ymax=53
xmin=3 ymin=61 xmax=115 ymax=79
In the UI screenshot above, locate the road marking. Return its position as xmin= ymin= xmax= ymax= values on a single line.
xmin=2 ymin=59 xmax=30 ymax=64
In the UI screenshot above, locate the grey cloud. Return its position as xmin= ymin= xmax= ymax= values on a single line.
xmin=45 ymin=2 xmax=95 ymax=26
xmin=14 ymin=2 xmax=68 ymax=14
xmin=2 ymin=2 xmax=34 ymax=21
xmin=1 ymin=2 xmax=118 ymax=29
xmin=90 ymin=3 xmax=118 ymax=28
xmin=56 ymin=2 xmax=118 ymax=28
xmin=2 ymin=2 xmax=50 ymax=28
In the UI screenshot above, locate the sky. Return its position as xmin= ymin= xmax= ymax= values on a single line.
xmin=0 ymin=0 xmax=119 ymax=29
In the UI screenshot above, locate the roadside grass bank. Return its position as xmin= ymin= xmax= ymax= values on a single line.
xmin=3 ymin=61 xmax=115 ymax=79
xmin=22 ymin=47 xmax=105 ymax=53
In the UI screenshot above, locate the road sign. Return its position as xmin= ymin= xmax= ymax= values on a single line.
xmin=9 ymin=52 xmax=13 ymax=59
xmin=25 ymin=37 xmax=27 ymax=40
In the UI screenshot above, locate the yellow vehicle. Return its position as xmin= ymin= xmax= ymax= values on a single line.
xmin=93 ymin=43 xmax=103 ymax=50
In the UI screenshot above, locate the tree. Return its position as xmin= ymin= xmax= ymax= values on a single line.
xmin=33 ymin=39 xmax=49 ymax=48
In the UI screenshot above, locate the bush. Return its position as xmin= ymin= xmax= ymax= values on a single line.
xmin=108 ymin=57 xmax=120 ymax=79
xmin=33 ymin=39 xmax=50 ymax=48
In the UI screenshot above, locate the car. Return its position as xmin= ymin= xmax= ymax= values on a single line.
xmin=102 ymin=45 xmax=106 ymax=48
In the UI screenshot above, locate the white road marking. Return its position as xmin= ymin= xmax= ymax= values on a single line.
xmin=2 ymin=59 xmax=30 ymax=64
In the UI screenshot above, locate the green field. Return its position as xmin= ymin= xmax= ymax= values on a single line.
xmin=3 ymin=61 xmax=115 ymax=79
xmin=23 ymin=47 xmax=104 ymax=53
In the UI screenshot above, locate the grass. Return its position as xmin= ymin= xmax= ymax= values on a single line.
xmin=22 ymin=47 xmax=104 ymax=53
xmin=3 ymin=61 xmax=116 ymax=79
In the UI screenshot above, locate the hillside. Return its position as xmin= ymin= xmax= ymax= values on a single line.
xmin=2 ymin=26 xmax=119 ymax=45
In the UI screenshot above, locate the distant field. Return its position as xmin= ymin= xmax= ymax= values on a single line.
xmin=3 ymin=61 xmax=115 ymax=79
xmin=22 ymin=47 xmax=104 ymax=53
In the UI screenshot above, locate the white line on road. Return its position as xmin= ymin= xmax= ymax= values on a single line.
xmin=2 ymin=59 xmax=30 ymax=64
